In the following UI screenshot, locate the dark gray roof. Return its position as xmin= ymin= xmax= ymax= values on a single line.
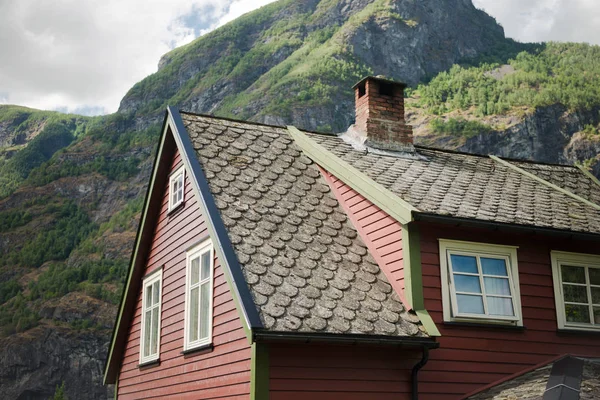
xmin=181 ymin=113 xmax=427 ymax=337
xmin=467 ymin=356 xmax=600 ymax=400
xmin=308 ymin=133 xmax=600 ymax=235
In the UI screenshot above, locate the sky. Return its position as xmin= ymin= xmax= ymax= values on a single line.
xmin=0 ymin=0 xmax=599 ymax=116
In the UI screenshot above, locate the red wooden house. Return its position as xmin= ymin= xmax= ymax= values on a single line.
xmin=104 ymin=76 xmax=600 ymax=399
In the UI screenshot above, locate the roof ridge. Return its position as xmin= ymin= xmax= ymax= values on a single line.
xmin=490 ymin=155 xmax=600 ymax=211
xmin=179 ymin=110 xmax=336 ymax=136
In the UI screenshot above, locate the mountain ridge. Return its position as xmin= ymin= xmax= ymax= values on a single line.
xmin=0 ymin=1 xmax=599 ymax=398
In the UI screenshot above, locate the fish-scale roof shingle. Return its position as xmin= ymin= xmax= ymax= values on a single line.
xmin=181 ymin=112 xmax=427 ymax=337
xmin=308 ymin=133 xmax=600 ymax=235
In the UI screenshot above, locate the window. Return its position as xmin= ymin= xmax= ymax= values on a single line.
xmin=551 ymin=251 xmax=600 ymax=331
xmin=439 ymin=240 xmax=523 ymax=325
xmin=140 ymin=268 xmax=162 ymax=364
xmin=184 ymin=240 xmax=214 ymax=350
xmin=169 ymin=166 xmax=185 ymax=211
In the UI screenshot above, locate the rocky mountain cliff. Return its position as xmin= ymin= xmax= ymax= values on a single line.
xmin=0 ymin=0 xmax=599 ymax=399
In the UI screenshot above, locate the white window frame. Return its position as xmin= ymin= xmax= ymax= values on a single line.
xmin=139 ymin=268 xmax=162 ymax=365
xmin=168 ymin=166 xmax=185 ymax=212
xmin=439 ymin=239 xmax=523 ymax=326
xmin=184 ymin=239 xmax=214 ymax=351
xmin=551 ymin=251 xmax=600 ymax=332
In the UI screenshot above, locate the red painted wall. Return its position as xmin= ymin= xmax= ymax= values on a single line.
xmin=320 ymin=168 xmax=409 ymax=307
xmin=320 ymin=167 xmax=600 ymax=399
xmin=419 ymin=221 xmax=600 ymax=400
xmin=269 ymin=343 xmax=420 ymax=400
xmin=117 ymin=147 xmax=251 ymax=399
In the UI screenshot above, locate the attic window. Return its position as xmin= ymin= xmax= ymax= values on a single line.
xmin=358 ymin=83 xmax=366 ymax=98
xmin=551 ymin=251 xmax=600 ymax=332
xmin=169 ymin=166 xmax=185 ymax=212
xmin=439 ymin=240 xmax=523 ymax=326
xmin=379 ymin=82 xmax=394 ymax=96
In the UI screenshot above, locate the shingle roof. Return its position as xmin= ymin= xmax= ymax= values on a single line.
xmin=307 ymin=133 xmax=600 ymax=235
xmin=180 ymin=113 xmax=427 ymax=337
xmin=466 ymin=356 xmax=600 ymax=400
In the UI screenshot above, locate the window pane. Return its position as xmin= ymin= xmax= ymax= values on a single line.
xmin=145 ymin=284 xmax=152 ymax=307
xmin=454 ymin=274 xmax=482 ymax=294
xmin=590 ymin=268 xmax=600 ymax=286
xmin=144 ymin=310 xmax=152 ymax=357
xmin=562 ymin=266 xmax=586 ymax=284
xmin=565 ymin=304 xmax=590 ymax=324
xmin=200 ymin=283 xmax=210 ymax=339
xmin=592 ymin=287 xmax=600 ymax=305
xmin=456 ymin=294 xmax=485 ymax=314
xmin=201 ymin=251 xmax=211 ymax=281
xmin=484 ymin=277 xmax=511 ymax=296
xmin=487 ymin=296 xmax=515 ymax=316
xmin=450 ymin=255 xmax=478 ymax=273
xmin=152 ymin=281 xmax=160 ymax=305
xmin=151 ymin=307 xmax=159 ymax=355
xmin=563 ymin=284 xmax=589 ymax=303
xmin=594 ymin=307 xmax=600 ymax=325
xmin=189 ymin=287 xmax=199 ymax=342
xmin=191 ymin=257 xmax=200 ymax=285
xmin=481 ymin=258 xmax=508 ymax=276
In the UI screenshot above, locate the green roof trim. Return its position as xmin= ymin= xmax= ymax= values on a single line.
xmin=490 ymin=155 xmax=600 ymax=211
xmin=287 ymin=125 xmax=440 ymax=337
xmin=287 ymin=126 xmax=417 ymax=224
xmin=250 ymin=342 xmax=269 ymax=400
xmin=403 ymin=224 xmax=441 ymax=337
xmin=103 ymin=116 xmax=170 ymax=385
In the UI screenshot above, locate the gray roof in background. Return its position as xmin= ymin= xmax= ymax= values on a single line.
xmin=308 ymin=133 xmax=600 ymax=235
xmin=466 ymin=356 xmax=600 ymax=400
xmin=181 ymin=113 xmax=427 ymax=337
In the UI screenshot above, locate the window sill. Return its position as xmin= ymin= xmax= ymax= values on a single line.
xmin=444 ymin=321 xmax=526 ymax=331
xmin=167 ymin=201 xmax=185 ymax=216
xmin=181 ymin=343 xmax=214 ymax=358
xmin=557 ymin=328 xmax=600 ymax=336
xmin=138 ymin=359 xmax=160 ymax=369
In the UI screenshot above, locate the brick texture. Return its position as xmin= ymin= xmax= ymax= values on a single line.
xmin=354 ymin=77 xmax=414 ymax=151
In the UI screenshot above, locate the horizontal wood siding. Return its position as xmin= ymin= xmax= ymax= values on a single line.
xmin=117 ymin=148 xmax=251 ymax=399
xmin=419 ymin=221 xmax=600 ymax=399
xmin=269 ymin=343 xmax=420 ymax=400
xmin=320 ymin=167 xmax=408 ymax=307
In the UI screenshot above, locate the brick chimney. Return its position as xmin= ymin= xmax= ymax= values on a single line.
xmin=353 ymin=76 xmax=414 ymax=152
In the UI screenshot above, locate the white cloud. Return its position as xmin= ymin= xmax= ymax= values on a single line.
xmin=473 ymin=0 xmax=600 ymax=45
xmin=1 ymin=0 xmax=599 ymax=115
xmin=0 ymin=0 xmax=277 ymax=115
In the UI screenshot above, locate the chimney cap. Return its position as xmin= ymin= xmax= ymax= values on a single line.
xmin=352 ymin=75 xmax=407 ymax=90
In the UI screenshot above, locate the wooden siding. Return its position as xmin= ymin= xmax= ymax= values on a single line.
xmin=117 ymin=148 xmax=251 ymax=399
xmin=320 ymin=167 xmax=409 ymax=307
xmin=419 ymin=221 xmax=600 ymax=400
xmin=269 ymin=343 xmax=420 ymax=400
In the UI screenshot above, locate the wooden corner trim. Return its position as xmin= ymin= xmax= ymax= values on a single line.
xmin=490 ymin=155 xmax=600 ymax=211
xmin=250 ymin=342 xmax=269 ymax=400
xmin=286 ymin=125 xmax=417 ymax=225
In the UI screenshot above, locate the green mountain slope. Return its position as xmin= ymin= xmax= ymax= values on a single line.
xmin=0 ymin=0 xmax=599 ymax=399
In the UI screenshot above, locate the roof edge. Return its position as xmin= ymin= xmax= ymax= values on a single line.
xmin=414 ymin=212 xmax=600 ymax=240
xmin=287 ymin=125 xmax=417 ymax=224
xmin=253 ymin=330 xmax=438 ymax=347
xmin=460 ymin=354 xmax=570 ymax=400
xmin=104 ymin=110 xmax=172 ymax=384
xmin=168 ymin=107 xmax=263 ymax=330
